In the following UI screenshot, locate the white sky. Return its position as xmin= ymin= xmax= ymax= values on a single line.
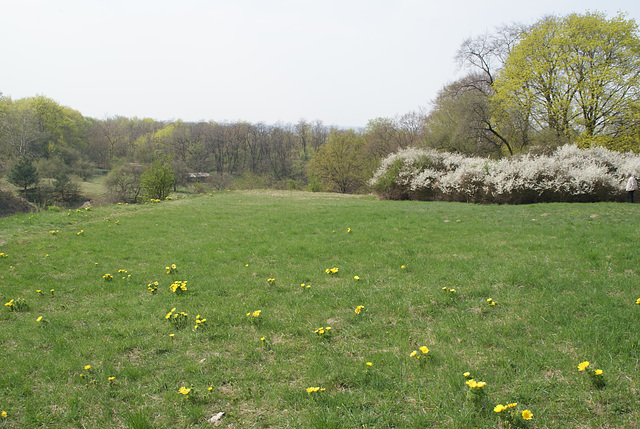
xmin=1 ymin=0 xmax=639 ymax=127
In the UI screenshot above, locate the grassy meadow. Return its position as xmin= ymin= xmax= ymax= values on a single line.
xmin=1 ymin=191 xmax=639 ymax=428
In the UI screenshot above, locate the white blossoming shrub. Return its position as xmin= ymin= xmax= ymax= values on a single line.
xmin=370 ymin=145 xmax=640 ymax=204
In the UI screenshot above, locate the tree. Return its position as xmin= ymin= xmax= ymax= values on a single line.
xmin=139 ymin=160 xmax=175 ymax=200
xmin=8 ymin=157 xmax=39 ymax=198
xmin=105 ymin=164 xmax=143 ymax=203
xmin=493 ymin=12 xmax=640 ymax=148
xmin=307 ymin=130 xmax=372 ymax=193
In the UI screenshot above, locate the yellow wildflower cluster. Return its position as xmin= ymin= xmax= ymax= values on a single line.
xmin=267 ymin=278 xmax=275 ymax=283
xmin=494 ymin=402 xmax=533 ymax=424
xmin=169 ymin=280 xmax=188 ymax=294
xmin=117 ymin=269 xmax=130 ymax=280
xmin=147 ymin=281 xmax=159 ymax=293
xmin=246 ymin=310 xmax=261 ymax=318
xmin=165 ymin=308 xmax=188 ymax=329
xmin=355 ymin=305 xmax=364 ymax=315
xmin=194 ymin=314 xmax=207 ymax=330
xmin=578 ymin=360 xmax=605 ymax=388
xmin=0 ymin=252 xmax=7 ymax=258
xmin=487 ymin=298 xmax=497 ymax=306
xmin=494 ymin=402 xmax=518 ymax=413
xmin=4 ymin=298 xmax=28 ymax=312
xmin=306 ymin=386 xmax=326 ymax=393
xmin=314 ymin=326 xmax=332 ymax=336
xmin=49 ymin=230 xmax=59 ymax=235
xmin=325 ymin=267 xmax=339 ymax=274
xmin=409 ymin=346 xmax=430 ymax=359
xmin=165 ymin=264 xmax=178 ymax=274
xmin=465 ymin=379 xmax=486 ymax=389
xmin=441 ymin=287 xmax=456 ymax=293
xmin=300 ymin=283 xmax=311 ymax=289
xmin=76 ymin=230 xmax=84 ymax=236
xmin=102 ymin=273 xmax=113 ymax=281
xmin=178 ymin=386 xmax=191 ymax=398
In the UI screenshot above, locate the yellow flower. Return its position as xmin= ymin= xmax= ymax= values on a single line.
xmin=578 ymin=361 xmax=590 ymax=371
xmin=507 ymin=403 xmax=517 ymax=408
xmin=401 ymin=265 xmax=405 ymax=269
xmin=1 ymin=411 xmax=7 ymax=418
xmin=354 ymin=275 xmax=360 ymax=280
xmin=355 ymin=305 xmax=364 ymax=315
xmin=208 ymin=386 xmax=213 ymax=391
xmin=366 ymin=362 xmax=373 ymax=367
xmin=476 ymin=381 xmax=486 ymax=388
xmin=463 ymin=372 xmax=470 ymax=377
xmin=419 ymin=346 xmax=429 ymax=354
xmin=246 ymin=312 xmax=251 ymax=317
xmin=36 ymin=316 xmax=43 ymax=322
xmin=594 ymin=369 xmax=603 ymax=376
xmin=410 ymin=350 xmax=417 ymax=357
xmin=466 ymin=379 xmax=477 ymax=388
xmin=347 ymin=228 xmax=351 ymax=233
xmin=522 ymin=410 xmax=533 ymax=420
xmin=260 ymin=337 xmax=265 ymax=341
xmin=171 ymin=264 xmax=177 ymax=269
xmin=494 ymin=404 xmax=506 ymax=413
xmin=252 ymin=310 xmax=261 ymax=317
xmin=487 ymin=298 xmax=492 ymax=302
xmin=108 ymin=376 xmax=115 ymax=381
xmin=636 ymin=297 xmax=640 ymax=304
xmin=84 ymin=365 xmax=91 ymax=370
xmin=179 ymin=386 xmax=191 ymax=395
xmin=449 ymin=289 xmax=455 ymax=293
xmin=169 ymin=334 xmax=174 ymax=338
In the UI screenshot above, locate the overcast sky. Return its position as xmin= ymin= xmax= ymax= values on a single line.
xmin=1 ymin=0 xmax=639 ymax=127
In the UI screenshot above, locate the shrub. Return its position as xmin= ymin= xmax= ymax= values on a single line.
xmin=370 ymin=145 xmax=640 ymax=204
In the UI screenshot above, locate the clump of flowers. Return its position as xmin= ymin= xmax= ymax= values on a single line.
xmin=636 ymin=298 xmax=640 ymax=305
xmin=353 ymin=275 xmax=360 ymax=280
xmin=147 ymin=281 xmax=159 ymax=294
xmin=325 ymin=267 xmax=339 ymax=274
xmin=4 ymin=298 xmax=28 ymax=312
xmin=441 ymin=287 xmax=456 ymax=294
xmin=578 ymin=361 xmax=605 ymax=388
xmin=409 ymin=346 xmax=430 ymax=360
xmin=494 ymin=402 xmax=533 ymax=426
xmin=355 ymin=305 xmax=365 ymax=315
xmin=194 ymin=314 xmax=207 ymax=330
xmin=76 ymin=230 xmax=84 ymax=236
xmin=102 ymin=273 xmax=113 ymax=281
xmin=267 ymin=278 xmax=275 ymax=283
xmin=169 ymin=280 xmax=188 ymax=294
xmin=178 ymin=385 xmax=192 ymax=399
xmin=0 ymin=252 xmax=7 ymax=258
xmin=300 ymin=283 xmax=311 ymax=289
xmin=165 ymin=264 xmax=178 ymax=274
xmin=246 ymin=310 xmax=261 ymax=318
xmin=49 ymin=230 xmax=59 ymax=235
xmin=465 ymin=377 xmax=488 ymax=408
xmin=487 ymin=298 xmax=497 ymax=306
xmin=165 ymin=308 xmax=188 ymax=329
xmin=118 ymin=269 xmax=130 ymax=280
xmin=306 ymin=386 xmax=326 ymax=394
xmin=314 ymin=326 xmax=332 ymax=337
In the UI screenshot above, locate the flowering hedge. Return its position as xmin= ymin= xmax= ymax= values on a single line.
xmin=370 ymin=145 xmax=640 ymax=204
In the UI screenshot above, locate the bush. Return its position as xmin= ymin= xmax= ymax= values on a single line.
xmin=370 ymin=145 xmax=640 ymax=204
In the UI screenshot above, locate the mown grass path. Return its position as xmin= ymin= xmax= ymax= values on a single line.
xmin=1 ymin=191 xmax=639 ymax=427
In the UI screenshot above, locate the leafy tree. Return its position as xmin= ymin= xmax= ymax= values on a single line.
xmin=139 ymin=160 xmax=175 ymax=200
xmin=493 ymin=12 xmax=640 ymax=147
xmin=307 ymin=130 xmax=373 ymax=193
xmin=8 ymin=157 xmax=39 ymax=198
xmin=105 ymin=164 xmax=143 ymax=203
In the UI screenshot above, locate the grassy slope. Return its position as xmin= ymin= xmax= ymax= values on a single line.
xmin=0 ymin=191 xmax=639 ymax=428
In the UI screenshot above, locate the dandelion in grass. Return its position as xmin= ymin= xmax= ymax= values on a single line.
xmin=494 ymin=404 xmax=506 ymax=413
xmin=326 ymin=267 xmax=339 ymax=274
xmin=108 ymin=376 xmax=115 ymax=381
xmin=267 ymin=278 xmax=275 ymax=283
xmin=208 ymin=386 xmax=213 ymax=391
xmin=449 ymin=289 xmax=456 ymax=293
xmin=1 ymin=411 xmax=7 ymax=418
xmin=401 ymin=265 xmax=406 ymax=269
xmin=463 ymin=372 xmax=471 ymax=378
xmin=84 ymin=365 xmax=91 ymax=370
xmin=76 ymin=230 xmax=84 ymax=236
xmin=36 ymin=290 xmax=43 ymax=295
xmin=636 ymin=298 xmax=640 ymax=305
xmin=0 ymin=253 xmax=7 ymax=258
xmin=354 ymin=275 xmax=360 ymax=280
xmin=252 ymin=310 xmax=261 ymax=317
xmin=366 ymin=362 xmax=373 ymax=367
xmin=578 ymin=361 xmax=590 ymax=371
xmin=419 ymin=346 xmax=429 ymax=355
xmin=522 ymin=410 xmax=533 ymax=420
xmin=306 ymin=387 xmax=325 ymax=393
xmin=103 ymin=273 xmax=113 ymax=281
xmin=36 ymin=316 xmax=43 ymax=322
xmin=347 ymin=227 xmax=351 ymax=233
xmin=355 ymin=305 xmax=364 ymax=315
xmin=410 ymin=350 xmax=417 ymax=357
xmin=178 ymin=386 xmax=191 ymax=398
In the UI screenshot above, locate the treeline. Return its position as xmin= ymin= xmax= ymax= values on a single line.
xmin=1 ymin=11 xmax=639 ymax=207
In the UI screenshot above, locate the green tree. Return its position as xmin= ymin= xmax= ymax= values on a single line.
xmin=8 ymin=157 xmax=39 ymax=198
xmin=139 ymin=160 xmax=175 ymax=200
xmin=307 ymin=130 xmax=372 ymax=194
xmin=493 ymin=12 xmax=640 ymax=147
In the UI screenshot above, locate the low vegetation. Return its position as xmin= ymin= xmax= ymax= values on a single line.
xmin=1 ymin=191 xmax=639 ymax=427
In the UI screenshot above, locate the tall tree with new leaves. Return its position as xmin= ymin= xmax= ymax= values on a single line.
xmin=493 ymin=12 xmax=640 ymax=148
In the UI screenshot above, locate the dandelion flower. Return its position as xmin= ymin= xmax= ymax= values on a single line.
xmin=252 ymin=310 xmax=261 ymax=317
xmin=36 ymin=316 xmax=42 ymax=322
xmin=366 ymin=362 xmax=373 ymax=367
xmin=108 ymin=376 xmax=115 ymax=381
xmin=522 ymin=410 xmax=533 ymax=420
xmin=594 ymin=369 xmax=603 ymax=375
xmin=487 ymin=298 xmax=492 ymax=302
xmin=476 ymin=381 xmax=486 ymax=388
xmin=355 ymin=305 xmax=364 ymax=315
xmin=84 ymin=365 xmax=91 ymax=370
xmin=494 ymin=404 xmax=506 ymax=413
xmin=169 ymin=334 xmax=174 ymax=338
xmin=2 ymin=411 xmax=7 ymax=418
xmin=208 ymin=386 xmax=213 ymax=391
xmin=347 ymin=228 xmax=351 ymax=233
xmin=419 ymin=346 xmax=429 ymax=354
xmin=260 ymin=337 xmax=265 ymax=341
xmin=578 ymin=361 xmax=590 ymax=371
xmin=179 ymin=386 xmax=191 ymax=395
xmin=507 ymin=403 xmax=518 ymax=408
xmin=354 ymin=275 xmax=360 ymax=280
xmin=636 ymin=298 xmax=640 ymax=305
xmin=463 ymin=372 xmax=470 ymax=377
xmin=410 ymin=350 xmax=417 ymax=357
xmin=401 ymin=265 xmax=405 ymax=269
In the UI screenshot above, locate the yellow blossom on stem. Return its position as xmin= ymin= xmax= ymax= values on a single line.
xmin=463 ymin=372 xmax=471 ymax=377
xmin=594 ymin=369 xmax=603 ymax=376
xmin=419 ymin=346 xmax=429 ymax=355
xmin=522 ymin=410 xmax=533 ymax=420
xmin=578 ymin=361 xmax=590 ymax=371
xmin=494 ymin=404 xmax=506 ymax=413
xmin=366 ymin=362 xmax=373 ymax=367
xmin=355 ymin=305 xmax=364 ymax=315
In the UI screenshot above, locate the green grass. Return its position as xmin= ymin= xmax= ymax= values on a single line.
xmin=1 ymin=191 xmax=639 ymax=428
